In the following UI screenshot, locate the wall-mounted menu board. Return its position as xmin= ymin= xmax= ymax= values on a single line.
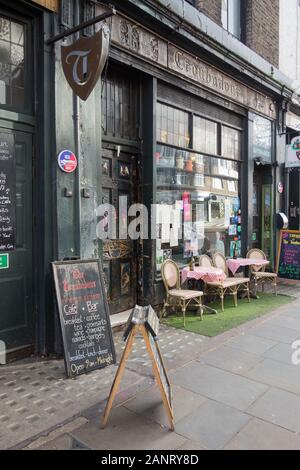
xmin=0 ymin=133 xmax=16 ymax=252
xmin=277 ymin=230 xmax=300 ymax=281
xmin=52 ymin=260 xmax=116 ymax=378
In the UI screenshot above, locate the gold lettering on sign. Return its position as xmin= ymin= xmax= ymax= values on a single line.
xmin=30 ymin=0 xmax=58 ymax=11
xmin=96 ymin=8 xmax=276 ymax=119
xmin=106 ymin=14 xmax=168 ymax=67
xmin=168 ymin=45 xmax=276 ymax=119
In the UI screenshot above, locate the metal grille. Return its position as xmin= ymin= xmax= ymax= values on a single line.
xmin=102 ymin=68 xmax=140 ymax=141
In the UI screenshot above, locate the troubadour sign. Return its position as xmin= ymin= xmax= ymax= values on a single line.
xmin=61 ymin=26 xmax=110 ymax=101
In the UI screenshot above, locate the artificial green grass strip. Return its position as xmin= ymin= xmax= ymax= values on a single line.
xmin=162 ymin=292 xmax=295 ymax=337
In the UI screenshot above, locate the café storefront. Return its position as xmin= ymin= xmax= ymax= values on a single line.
xmin=98 ymin=5 xmax=279 ymax=308
xmin=0 ymin=0 xmax=288 ymax=357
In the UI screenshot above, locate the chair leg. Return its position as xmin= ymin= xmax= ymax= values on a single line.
xmin=198 ymin=298 xmax=203 ymax=321
xmin=247 ymin=283 xmax=250 ymax=303
xmin=182 ymin=301 xmax=186 ymax=327
xmin=160 ymin=299 xmax=167 ymax=319
xmin=233 ymin=289 xmax=238 ymax=308
xmin=220 ymin=289 xmax=224 ymax=312
xmin=274 ymin=279 xmax=278 ymax=296
xmin=254 ymin=278 xmax=258 ymax=297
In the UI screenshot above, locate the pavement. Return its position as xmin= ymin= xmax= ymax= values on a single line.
xmin=1 ymin=281 xmax=300 ymax=450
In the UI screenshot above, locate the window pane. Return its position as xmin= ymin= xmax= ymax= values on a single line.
xmin=253 ymin=114 xmax=272 ymax=163
xmin=0 ymin=17 xmax=10 ymax=41
xmin=222 ymin=126 xmax=241 ymax=160
xmin=157 ymin=103 xmax=190 ymax=148
xmin=228 ymin=0 xmax=241 ymax=39
xmin=194 ymin=116 xmax=217 ymax=155
xmin=0 ymin=16 xmax=26 ymax=110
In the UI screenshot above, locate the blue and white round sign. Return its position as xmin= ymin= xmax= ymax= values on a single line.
xmin=58 ymin=150 xmax=78 ymax=173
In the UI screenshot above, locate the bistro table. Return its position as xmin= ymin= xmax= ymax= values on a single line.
xmin=181 ymin=266 xmax=227 ymax=314
xmin=227 ymin=258 xmax=270 ymax=298
xmin=227 ymin=258 xmax=269 ymax=276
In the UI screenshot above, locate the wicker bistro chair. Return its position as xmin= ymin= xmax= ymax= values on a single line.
xmin=161 ymin=259 xmax=204 ymax=326
xmin=246 ymin=248 xmax=277 ymax=296
xmin=198 ymin=255 xmax=213 ymax=268
xmin=204 ymin=252 xmax=250 ymax=312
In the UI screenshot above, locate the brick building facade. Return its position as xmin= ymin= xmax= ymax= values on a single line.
xmin=195 ymin=0 xmax=279 ymax=67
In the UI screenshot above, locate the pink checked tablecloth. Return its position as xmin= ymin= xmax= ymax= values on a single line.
xmin=181 ymin=266 xmax=227 ymax=285
xmin=227 ymin=258 xmax=269 ymax=275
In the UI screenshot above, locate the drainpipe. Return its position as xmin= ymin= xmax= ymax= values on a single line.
xmin=73 ymin=0 xmax=81 ymax=258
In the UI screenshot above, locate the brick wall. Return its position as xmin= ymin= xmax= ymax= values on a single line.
xmin=195 ymin=0 xmax=222 ymax=25
xmin=193 ymin=0 xmax=279 ymax=67
xmin=245 ymin=0 xmax=279 ymax=67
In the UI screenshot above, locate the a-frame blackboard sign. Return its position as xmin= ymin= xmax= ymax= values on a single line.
xmin=101 ymin=305 xmax=174 ymax=431
xmin=52 ymin=259 xmax=116 ymax=378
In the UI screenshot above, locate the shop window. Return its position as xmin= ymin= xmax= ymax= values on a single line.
xmin=157 ymin=103 xmax=190 ymax=148
xmin=155 ymin=143 xmax=241 ymax=271
xmin=0 ymin=15 xmax=26 ymax=110
xmin=222 ymin=125 xmax=241 ymax=160
xmin=194 ymin=116 xmax=218 ymax=155
xmin=221 ymin=0 xmax=242 ymax=40
xmin=252 ymin=114 xmax=272 ymax=163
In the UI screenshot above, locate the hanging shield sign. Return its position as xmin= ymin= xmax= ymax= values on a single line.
xmin=61 ymin=26 xmax=109 ymax=101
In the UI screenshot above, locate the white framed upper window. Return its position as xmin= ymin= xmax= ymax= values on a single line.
xmin=221 ymin=0 xmax=242 ymax=40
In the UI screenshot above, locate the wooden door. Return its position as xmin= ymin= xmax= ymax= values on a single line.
xmin=101 ymin=147 xmax=139 ymax=314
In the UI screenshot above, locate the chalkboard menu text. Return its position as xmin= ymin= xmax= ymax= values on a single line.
xmin=52 ymin=259 xmax=116 ymax=378
xmin=277 ymin=230 xmax=300 ymax=281
xmin=0 ymin=133 xmax=16 ymax=252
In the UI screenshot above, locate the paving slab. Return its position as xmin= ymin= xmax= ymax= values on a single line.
xmin=225 ymin=334 xmax=277 ymax=355
xmin=123 ymin=384 xmax=207 ymax=427
xmin=171 ymin=362 xmax=268 ymax=411
xmin=70 ymin=406 xmax=186 ymax=450
xmin=224 ymin=418 xmax=300 ymax=450
xmin=247 ymin=387 xmax=300 ymax=433
xmin=266 ymin=315 xmax=300 ymax=332
xmin=175 ymin=400 xmax=250 ymax=450
xmin=200 ymin=345 xmax=263 ymax=375
xmin=245 ymin=358 xmax=300 ymax=394
xmin=249 ymin=324 xmax=300 ymax=344
xmin=264 ymin=342 xmax=297 ymax=365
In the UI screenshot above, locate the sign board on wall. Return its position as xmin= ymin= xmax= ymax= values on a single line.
xmin=30 ymin=0 xmax=58 ymax=11
xmin=276 ymin=230 xmax=300 ymax=280
xmin=61 ymin=27 xmax=110 ymax=101
xmin=286 ymin=136 xmax=300 ymax=168
xmin=96 ymin=6 xmax=276 ymax=119
xmin=0 ymin=133 xmax=16 ymax=252
xmin=52 ymin=259 xmax=116 ymax=378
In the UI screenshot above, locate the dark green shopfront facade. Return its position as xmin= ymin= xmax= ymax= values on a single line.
xmin=0 ymin=0 xmax=293 ymax=358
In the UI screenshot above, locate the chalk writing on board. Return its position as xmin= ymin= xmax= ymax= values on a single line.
xmin=52 ymin=260 xmax=115 ymax=378
xmin=0 ymin=133 xmax=15 ymax=252
xmin=277 ymin=231 xmax=300 ymax=281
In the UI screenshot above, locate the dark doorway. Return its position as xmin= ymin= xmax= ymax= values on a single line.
xmin=252 ymin=165 xmax=274 ymax=267
xmin=101 ymin=147 xmax=140 ymax=314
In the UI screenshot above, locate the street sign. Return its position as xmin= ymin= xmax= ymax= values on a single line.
xmin=0 ymin=254 xmax=9 ymax=270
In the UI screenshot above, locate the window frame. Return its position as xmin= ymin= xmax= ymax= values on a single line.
xmin=0 ymin=11 xmax=33 ymax=114
xmin=221 ymin=0 xmax=245 ymax=41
